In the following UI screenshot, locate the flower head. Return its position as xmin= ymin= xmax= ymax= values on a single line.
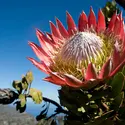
xmin=28 ymin=7 xmax=125 ymax=88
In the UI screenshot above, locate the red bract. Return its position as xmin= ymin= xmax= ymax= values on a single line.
xmin=28 ymin=7 xmax=125 ymax=88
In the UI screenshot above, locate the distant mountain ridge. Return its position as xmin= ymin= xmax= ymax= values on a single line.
xmin=0 ymin=104 xmax=37 ymax=125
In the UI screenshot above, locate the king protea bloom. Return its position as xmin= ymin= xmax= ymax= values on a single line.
xmin=28 ymin=7 xmax=125 ymax=88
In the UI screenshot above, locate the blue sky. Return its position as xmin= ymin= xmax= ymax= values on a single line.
xmin=0 ymin=0 xmax=108 ymax=102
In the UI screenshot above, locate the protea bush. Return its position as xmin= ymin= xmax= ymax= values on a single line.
xmin=28 ymin=6 xmax=125 ymax=125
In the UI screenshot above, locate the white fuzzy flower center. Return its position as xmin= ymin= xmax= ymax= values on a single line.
xmin=60 ymin=32 xmax=103 ymax=65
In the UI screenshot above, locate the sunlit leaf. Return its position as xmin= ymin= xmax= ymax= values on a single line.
xmin=12 ymin=80 xmax=22 ymax=93
xmin=19 ymin=94 xmax=26 ymax=107
xmin=21 ymin=76 xmax=28 ymax=90
xmin=78 ymin=107 xmax=85 ymax=113
xmin=14 ymin=101 xmax=26 ymax=113
xmin=29 ymin=88 xmax=42 ymax=104
xmin=25 ymin=71 xmax=33 ymax=84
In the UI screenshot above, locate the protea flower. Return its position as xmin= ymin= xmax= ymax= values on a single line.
xmin=28 ymin=7 xmax=125 ymax=88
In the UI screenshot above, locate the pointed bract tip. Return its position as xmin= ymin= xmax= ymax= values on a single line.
xmin=43 ymin=76 xmax=50 ymax=81
xmin=27 ymin=57 xmax=32 ymax=61
xmin=55 ymin=16 xmax=59 ymax=22
xmin=36 ymin=29 xmax=43 ymax=36
xmin=49 ymin=21 xmax=53 ymax=25
xmin=35 ymin=28 xmax=39 ymax=31
xmin=66 ymin=10 xmax=69 ymax=14
xmin=55 ymin=18 xmax=60 ymax=25
xmin=27 ymin=57 xmax=37 ymax=64
xmin=55 ymin=17 xmax=59 ymax=21
xmin=81 ymin=11 xmax=86 ymax=15
xmin=90 ymin=6 xmax=93 ymax=11
xmin=119 ymin=10 xmax=122 ymax=14
xmin=119 ymin=11 xmax=123 ymax=20
xmin=99 ymin=8 xmax=103 ymax=13
xmin=56 ymin=17 xmax=61 ymax=24
xmin=49 ymin=21 xmax=56 ymax=29
xmin=66 ymin=11 xmax=71 ymax=17
xmin=114 ymin=10 xmax=117 ymax=15
xmin=49 ymin=20 xmax=52 ymax=24
xmin=28 ymin=41 xmax=33 ymax=45
xmin=36 ymin=28 xmax=40 ymax=33
xmin=98 ymin=8 xmax=105 ymax=18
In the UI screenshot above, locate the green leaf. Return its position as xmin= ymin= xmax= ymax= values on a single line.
xmin=110 ymin=72 xmax=124 ymax=97
xmin=29 ymin=88 xmax=42 ymax=104
xmin=25 ymin=71 xmax=33 ymax=84
xmin=78 ymin=107 xmax=85 ymax=113
xmin=19 ymin=94 xmax=26 ymax=107
xmin=12 ymin=80 xmax=22 ymax=93
xmin=14 ymin=101 xmax=26 ymax=113
xmin=111 ymin=92 xmax=124 ymax=111
xmin=21 ymin=81 xmax=28 ymax=90
xmin=21 ymin=77 xmax=28 ymax=90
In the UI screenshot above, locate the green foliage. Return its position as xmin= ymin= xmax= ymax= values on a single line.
xmin=29 ymin=88 xmax=42 ymax=104
xmin=102 ymin=0 xmax=120 ymax=25
xmin=12 ymin=71 xmax=33 ymax=94
xmin=12 ymin=80 xmax=22 ymax=93
xmin=21 ymin=76 xmax=29 ymax=90
xmin=25 ymin=71 xmax=33 ymax=84
xmin=14 ymin=101 xmax=26 ymax=113
xmin=12 ymin=71 xmax=42 ymax=113
xmin=110 ymin=72 xmax=124 ymax=97
xmin=57 ymin=65 xmax=125 ymax=124
xmin=19 ymin=94 xmax=26 ymax=107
